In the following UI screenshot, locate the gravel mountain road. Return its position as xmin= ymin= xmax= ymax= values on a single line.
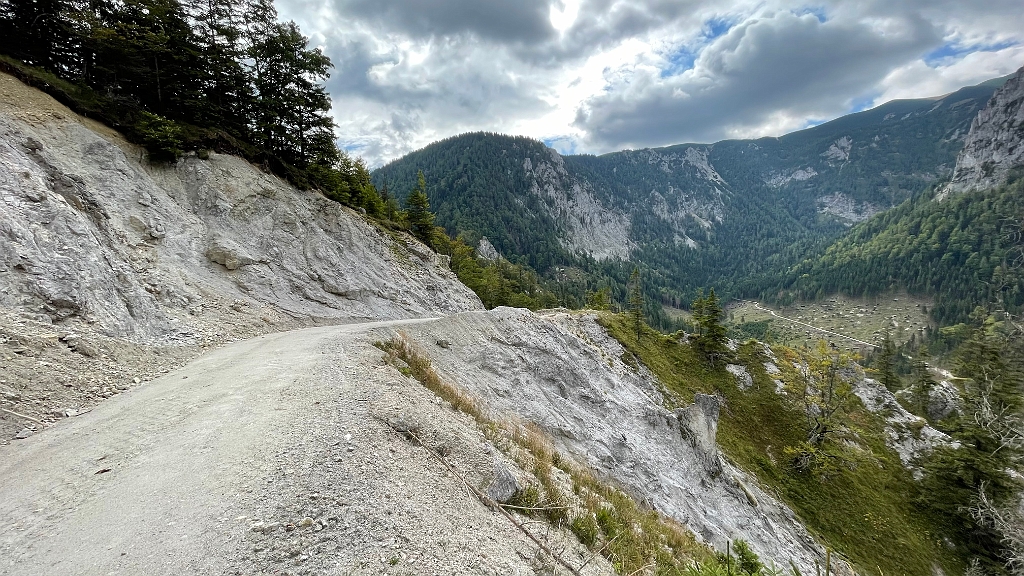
xmin=0 ymin=318 xmax=590 ymax=576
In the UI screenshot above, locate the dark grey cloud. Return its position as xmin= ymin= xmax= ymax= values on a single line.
xmin=575 ymin=10 xmax=942 ymax=149
xmin=336 ymin=0 xmax=557 ymax=43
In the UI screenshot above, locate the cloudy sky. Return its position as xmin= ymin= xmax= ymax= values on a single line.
xmin=275 ymin=0 xmax=1024 ymax=167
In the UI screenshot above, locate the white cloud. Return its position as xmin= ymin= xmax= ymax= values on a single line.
xmin=877 ymin=44 xmax=1024 ymax=102
xmin=275 ymin=0 xmax=1024 ymax=166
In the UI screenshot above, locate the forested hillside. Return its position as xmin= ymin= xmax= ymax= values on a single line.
xmin=0 ymin=0 xmax=394 ymax=215
xmin=766 ymin=66 xmax=1024 ymax=327
xmin=374 ymin=78 xmax=1005 ymax=325
xmin=770 ymin=176 xmax=1024 ymax=326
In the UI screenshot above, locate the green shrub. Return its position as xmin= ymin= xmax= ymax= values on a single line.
xmin=506 ymin=485 xmax=541 ymax=510
xmin=732 ymin=539 xmax=764 ymax=575
xmin=135 ymin=112 xmax=184 ymax=163
xmin=595 ymin=506 xmax=621 ymax=538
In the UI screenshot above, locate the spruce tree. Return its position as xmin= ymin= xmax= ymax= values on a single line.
xmin=875 ymin=329 xmax=899 ymax=391
xmin=692 ymin=288 xmax=727 ymax=365
xmin=407 ymin=171 xmax=435 ymax=246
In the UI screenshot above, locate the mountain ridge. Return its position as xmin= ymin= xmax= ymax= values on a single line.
xmin=374 ymin=75 xmax=1008 ymax=320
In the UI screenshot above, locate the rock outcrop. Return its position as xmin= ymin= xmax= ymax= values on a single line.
xmin=523 ymin=150 xmax=633 ymax=261
xmin=944 ymin=65 xmax=1024 ymax=194
xmin=0 ymin=70 xmax=481 ymax=437
xmin=852 ymin=376 xmax=955 ymax=474
xmin=403 ymin=307 xmax=850 ymax=574
xmin=0 ymin=70 xmax=481 ymax=342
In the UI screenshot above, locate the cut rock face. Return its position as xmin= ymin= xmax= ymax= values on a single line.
xmin=676 ymin=393 xmax=724 ymax=476
xmin=0 ymin=70 xmax=483 ymax=345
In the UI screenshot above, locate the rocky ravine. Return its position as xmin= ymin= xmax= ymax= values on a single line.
xmin=944 ymin=64 xmax=1024 ymax=195
xmin=0 ymin=70 xmax=481 ymax=440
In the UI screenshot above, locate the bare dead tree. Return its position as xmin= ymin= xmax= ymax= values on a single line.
xmin=970 ymin=483 xmax=1024 ymax=575
xmin=975 ymin=392 xmax=1024 ymax=456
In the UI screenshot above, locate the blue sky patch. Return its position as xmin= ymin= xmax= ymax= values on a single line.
xmin=924 ymin=40 xmax=1018 ymax=67
xmin=794 ymin=6 xmax=828 ymax=23
xmin=848 ymin=95 xmax=878 ymax=114
xmin=660 ymin=16 xmax=737 ymax=78
xmin=543 ymin=136 xmax=580 ymax=155
xmin=661 ymin=48 xmax=698 ymax=77
xmin=703 ymin=17 xmax=735 ymax=42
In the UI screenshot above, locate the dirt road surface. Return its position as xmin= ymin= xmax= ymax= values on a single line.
xmin=0 ymin=318 xmax=583 ymax=576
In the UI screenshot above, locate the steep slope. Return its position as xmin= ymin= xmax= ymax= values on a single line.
xmin=0 ymin=70 xmax=481 ymax=439
xmin=944 ymin=66 xmax=1024 ymax=194
xmin=403 ymin=308 xmax=844 ymax=572
xmin=0 ymin=66 xmax=968 ymax=576
xmin=374 ymin=77 xmax=1005 ymax=306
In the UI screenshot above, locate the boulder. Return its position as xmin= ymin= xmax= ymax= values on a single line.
xmin=485 ymin=462 xmax=520 ymax=504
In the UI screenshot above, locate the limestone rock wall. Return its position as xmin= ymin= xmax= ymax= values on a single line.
xmin=944 ymin=65 xmax=1024 ymax=194
xmin=0 ymin=71 xmax=481 ymax=344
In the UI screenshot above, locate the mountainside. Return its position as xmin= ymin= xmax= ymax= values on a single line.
xmin=1 ymin=64 xmax=1014 ymax=576
xmin=0 ymin=71 xmax=871 ymax=576
xmin=776 ymin=66 xmax=1024 ymax=325
xmin=374 ymin=78 xmax=1006 ymax=311
xmin=0 ymin=69 xmax=481 ymax=439
xmin=944 ymin=67 xmax=1024 ymax=194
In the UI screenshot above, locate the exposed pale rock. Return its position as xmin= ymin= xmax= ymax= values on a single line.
xmin=725 ymin=364 xmax=753 ymax=390
xmin=682 ymin=147 xmax=727 ymax=185
xmin=927 ymin=381 xmax=963 ymax=422
xmin=852 ymin=377 xmax=955 ymax=473
xmin=405 ymin=308 xmax=850 ymax=574
xmin=822 ymin=136 xmax=852 ymax=162
xmin=676 ymin=393 xmax=724 ymax=475
xmin=0 ymin=71 xmax=482 ymax=345
xmin=816 ymin=192 xmax=881 ymax=225
xmin=944 ymin=66 xmax=1024 ymax=194
xmin=765 ymin=167 xmax=818 ymax=187
xmin=476 ymin=237 xmax=500 ymax=261
xmin=525 ymin=150 xmax=632 ymax=261
xmin=205 ymin=238 xmax=256 ymax=270
xmin=485 ymin=462 xmax=520 ymax=504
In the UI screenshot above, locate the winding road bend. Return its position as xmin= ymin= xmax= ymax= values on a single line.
xmin=0 ymin=319 xmax=431 ymax=575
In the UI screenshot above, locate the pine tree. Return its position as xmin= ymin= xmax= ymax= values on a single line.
xmin=910 ymin=355 xmax=935 ymax=417
xmin=801 ymin=341 xmax=855 ymax=446
xmin=407 ymin=171 xmax=435 ymax=246
xmin=0 ymin=0 xmax=81 ymax=75
xmin=586 ymin=287 xmax=611 ymax=311
xmin=917 ymin=316 xmax=1022 ymax=567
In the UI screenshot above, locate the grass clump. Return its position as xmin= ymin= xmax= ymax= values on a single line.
xmin=376 ymin=334 xmax=482 ymax=420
